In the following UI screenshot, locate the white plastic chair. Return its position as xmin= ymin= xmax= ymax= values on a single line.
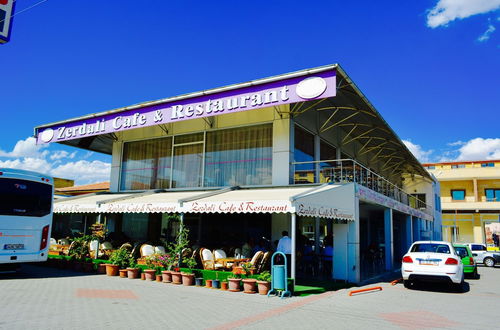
xmin=58 ymin=238 xmax=70 ymax=245
xmin=140 ymin=244 xmax=155 ymax=257
xmin=50 ymin=238 xmax=57 ymax=246
xmin=154 ymin=246 xmax=166 ymax=254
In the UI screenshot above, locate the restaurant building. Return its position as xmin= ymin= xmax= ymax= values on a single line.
xmin=35 ymin=64 xmax=441 ymax=284
xmin=424 ymin=160 xmax=500 ymax=249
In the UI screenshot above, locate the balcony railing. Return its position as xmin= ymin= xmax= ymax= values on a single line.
xmin=291 ymin=159 xmax=432 ymax=215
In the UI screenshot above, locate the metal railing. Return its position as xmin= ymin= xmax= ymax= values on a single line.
xmin=291 ymin=158 xmax=432 ymax=215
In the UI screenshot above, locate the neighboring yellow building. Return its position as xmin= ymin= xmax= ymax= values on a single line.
xmin=424 ymin=160 xmax=500 ymax=250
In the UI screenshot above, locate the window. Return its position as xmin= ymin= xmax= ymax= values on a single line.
xmin=0 ymin=178 xmax=52 ymax=217
xmin=451 ymin=189 xmax=465 ymax=201
xmin=427 ymin=165 xmax=435 ymax=170
xmin=470 ymin=244 xmax=486 ymax=251
xmin=485 ymin=189 xmax=500 ymax=202
xmin=411 ymin=243 xmax=450 ymax=254
xmin=204 ymin=124 xmax=272 ymax=187
xmin=451 ymin=164 xmax=465 ymax=169
xmin=481 ymin=163 xmax=494 ymax=167
xmin=294 ymin=126 xmax=315 ymax=183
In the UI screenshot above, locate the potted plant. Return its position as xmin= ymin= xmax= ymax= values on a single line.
xmin=108 ymin=248 xmax=130 ymax=277
xmin=67 ymin=235 xmax=91 ymax=272
xmin=181 ymin=256 xmax=197 ymax=286
xmin=195 ymin=277 xmax=204 ymax=287
xmin=228 ymin=273 xmax=242 ymax=292
xmin=221 ymin=280 xmax=228 ymax=291
xmin=144 ymin=254 xmax=160 ymax=281
xmin=167 ymin=223 xmax=191 ymax=285
xmin=158 ymin=253 xmax=175 ymax=283
xmin=241 ymin=262 xmax=257 ymax=294
xmin=212 ymin=272 xmax=220 ymax=289
xmin=127 ymin=258 xmax=140 ymax=279
xmin=256 ymin=271 xmax=271 ymax=295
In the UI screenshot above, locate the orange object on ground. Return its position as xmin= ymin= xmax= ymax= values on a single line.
xmin=348 ymin=286 xmax=382 ymax=296
xmin=391 ymin=278 xmax=402 ymax=286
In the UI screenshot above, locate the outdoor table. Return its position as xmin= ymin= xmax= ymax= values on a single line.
xmin=216 ymin=257 xmax=250 ymax=270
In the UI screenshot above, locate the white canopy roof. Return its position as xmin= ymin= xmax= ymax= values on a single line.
xmin=53 ymin=184 xmax=356 ymax=220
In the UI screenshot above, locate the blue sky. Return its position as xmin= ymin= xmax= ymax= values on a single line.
xmin=1 ymin=1 xmax=499 ymax=184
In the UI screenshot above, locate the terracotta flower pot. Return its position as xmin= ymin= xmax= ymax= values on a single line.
xmin=221 ymin=281 xmax=228 ymax=291
xmin=156 ymin=274 xmax=162 ymax=282
xmin=143 ymin=269 xmax=156 ymax=281
xmin=105 ymin=264 xmax=120 ymax=276
xmin=162 ymin=270 xmax=172 ymax=283
xmin=83 ymin=262 xmax=94 ymax=273
xmin=242 ymin=278 xmax=257 ymax=294
xmin=181 ymin=273 xmax=195 ymax=286
xmin=119 ymin=269 xmax=128 ymax=278
xmin=127 ymin=268 xmax=140 ymax=279
xmin=257 ymin=281 xmax=271 ymax=295
xmin=205 ymin=279 xmax=213 ymax=288
xmin=228 ymin=278 xmax=241 ymax=292
xmin=171 ymin=271 xmax=182 ymax=284
xmin=141 ymin=272 xmax=146 ymax=280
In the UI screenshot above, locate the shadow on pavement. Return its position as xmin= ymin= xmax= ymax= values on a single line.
xmin=0 ymin=264 xmax=100 ymax=280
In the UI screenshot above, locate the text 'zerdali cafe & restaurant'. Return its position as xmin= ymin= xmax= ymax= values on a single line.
xmin=35 ymin=64 xmax=442 ymax=284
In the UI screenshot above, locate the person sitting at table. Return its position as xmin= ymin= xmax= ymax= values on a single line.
xmin=241 ymin=238 xmax=254 ymax=258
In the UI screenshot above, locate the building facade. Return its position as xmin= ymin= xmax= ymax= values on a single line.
xmin=424 ymin=160 xmax=500 ymax=249
xmin=35 ymin=64 xmax=441 ymax=283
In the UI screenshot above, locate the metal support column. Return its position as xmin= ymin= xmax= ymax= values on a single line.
xmin=291 ymin=212 xmax=297 ymax=283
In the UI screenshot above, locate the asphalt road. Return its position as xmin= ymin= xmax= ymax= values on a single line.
xmin=1 ymin=263 xmax=499 ymax=329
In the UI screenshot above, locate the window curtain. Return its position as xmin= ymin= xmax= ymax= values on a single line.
xmin=172 ymin=143 xmax=204 ymax=188
xmin=204 ymin=124 xmax=272 ymax=187
xmin=120 ymin=137 xmax=172 ymax=190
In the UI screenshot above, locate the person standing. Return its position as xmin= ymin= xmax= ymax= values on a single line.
xmin=277 ymin=231 xmax=291 ymax=277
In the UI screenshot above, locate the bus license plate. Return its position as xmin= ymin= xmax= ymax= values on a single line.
xmin=4 ymin=244 xmax=24 ymax=250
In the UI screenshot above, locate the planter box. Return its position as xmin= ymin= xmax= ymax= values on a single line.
xmin=228 ymin=278 xmax=241 ymax=292
xmin=162 ymin=270 xmax=172 ymax=283
xmin=119 ymin=269 xmax=128 ymax=278
xmin=171 ymin=271 xmax=182 ymax=285
xmin=257 ymin=281 xmax=270 ymax=295
xmin=242 ymin=279 xmax=257 ymax=294
xmin=181 ymin=273 xmax=195 ymax=286
xmin=143 ymin=269 xmax=156 ymax=281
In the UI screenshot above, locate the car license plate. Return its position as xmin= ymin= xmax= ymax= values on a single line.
xmin=419 ymin=259 xmax=438 ymax=266
xmin=4 ymin=244 xmax=24 ymax=250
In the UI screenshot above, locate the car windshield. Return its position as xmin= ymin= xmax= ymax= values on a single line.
xmin=454 ymin=246 xmax=468 ymax=257
xmin=411 ymin=243 xmax=450 ymax=254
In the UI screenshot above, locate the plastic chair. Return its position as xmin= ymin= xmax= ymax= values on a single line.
xmin=140 ymin=244 xmax=155 ymax=257
xmin=214 ymin=249 xmax=232 ymax=269
xmin=154 ymin=246 xmax=166 ymax=254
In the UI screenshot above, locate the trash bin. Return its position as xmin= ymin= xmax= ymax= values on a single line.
xmin=272 ymin=264 xmax=286 ymax=290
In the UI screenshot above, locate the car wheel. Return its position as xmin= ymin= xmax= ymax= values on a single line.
xmin=403 ymin=280 xmax=412 ymax=289
xmin=484 ymin=257 xmax=495 ymax=267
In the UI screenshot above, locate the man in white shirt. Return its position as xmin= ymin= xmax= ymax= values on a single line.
xmin=277 ymin=231 xmax=291 ymax=277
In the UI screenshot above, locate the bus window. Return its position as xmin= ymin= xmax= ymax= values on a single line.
xmin=0 ymin=178 xmax=52 ymax=217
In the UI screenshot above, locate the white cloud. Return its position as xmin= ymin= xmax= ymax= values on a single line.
xmin=477 ymin=23 xmax=496 ymax=41
xmin=447 ymin=140 xmax=465 ymax=146
xmin=0 ymin=137 xmax=110 ymax=185
xmin=0 ymin=137 xmax=48 ymax=158
xmin=427 ymin=0 xmax=500 ymax=28
xmin=403 ymin=140 xmax=433 ymax=163
xmin=51 ymin=160 xmax=111 ymax=184
xmin=454 ymin=137 xmax=500 ymax=160
xmin=50 ymin=150 xmax=77 ymax=160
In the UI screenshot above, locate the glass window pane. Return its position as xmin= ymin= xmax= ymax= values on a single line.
xmin=0 ymin=178 xmax=52 ymax=217
xmin=451 ymin=190 xmax=465 ymax=200
xmin=204 ymin=124 xmax=272 ymax=187
xmin=120 ymin=137 xmax=172 ymax=190
xmin=174 ymin=133 xmax=204 ymax=144
xmin=172 ymin=143 xmax=203 ymax=188
xmin=122 ymin=213 xmax=149 ymax=241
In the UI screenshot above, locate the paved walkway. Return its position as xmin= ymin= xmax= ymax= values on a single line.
xmin=1 ymin=264 xmax=499 ymax=329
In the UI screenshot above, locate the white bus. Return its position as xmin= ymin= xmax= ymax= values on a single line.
xmin=0 ymin=168 xmax=53 ymax=268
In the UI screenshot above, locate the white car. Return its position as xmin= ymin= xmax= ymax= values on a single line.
xmin=401 ymin=241 xmax=464 ymax=289
xmin=464 ymin=243 xmax=500 ymax=267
